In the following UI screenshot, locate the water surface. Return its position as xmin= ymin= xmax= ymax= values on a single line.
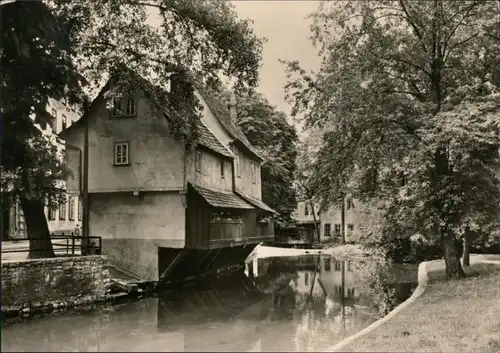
xmin=2 ymin=254 xmax=418 ymax=352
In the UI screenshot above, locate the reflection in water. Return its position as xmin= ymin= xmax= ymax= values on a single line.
xmin=2 ymin=255 xmax=417 ymax=352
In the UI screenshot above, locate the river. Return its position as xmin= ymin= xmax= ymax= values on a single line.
xmin=1 ymin=253 xmax=418 ymax=352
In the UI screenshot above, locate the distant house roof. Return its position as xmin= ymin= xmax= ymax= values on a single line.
xmin=196 ymin=88 xmax=263 ymax=161
xmin=59 ymin=69 xmax=234 ymax=159
xmin=190 ymin=183 xmax=254 ymax=209
xmin=234 ymin=191 xmax=278 ymax=215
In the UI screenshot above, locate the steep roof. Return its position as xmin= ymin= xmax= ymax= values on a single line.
xmin=59 ymin=70 xmax=233 ymax=159
xmin=197 ymin=88 xmax=263 ymax=161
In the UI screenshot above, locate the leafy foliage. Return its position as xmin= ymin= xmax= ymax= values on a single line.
xmin=284 ymin=0 xmax=500 ymax=276
xmin=50 ymin=0 xmax=264 ymax=95
xmin=216 ymin=90 xmax=299 ymax=228
xmin=1 ymin=1 xmax=81 ymax=203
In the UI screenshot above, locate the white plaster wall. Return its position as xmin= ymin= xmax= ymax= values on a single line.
xmin=89 ymin=191 xmax=185 ymax=247
xmin=63 ymin=91 xmax=186 ymax=193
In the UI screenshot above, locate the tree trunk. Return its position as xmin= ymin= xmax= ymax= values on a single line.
xmin=442 ymin=232 xmax=465 ymax=279
xmin=309 ymin=201 xmax=320 ymax=244
xmin=462 ymin=231 xmax=471 ymax=267
xmin=341 ymin=195 xmax=346 ymax=244
xmin=20 ymin=197 xmax=55 ymax=259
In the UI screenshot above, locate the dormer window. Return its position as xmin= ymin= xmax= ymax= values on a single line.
xmin=50 ymin=109 xmax=57 ymax=131
xmin=111 ymin=96 xmax=137 ymax=117
xmin=61 ymin=114 xmax=67 ymax=131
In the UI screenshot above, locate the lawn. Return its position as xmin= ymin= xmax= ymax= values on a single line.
xmin=340 ymin=262 xmax=500 ymax=353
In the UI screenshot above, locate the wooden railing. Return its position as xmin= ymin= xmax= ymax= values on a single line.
xmin=1 ymin=235 xmax=102 ymax=258
xmin=209 ymin=220 xmax=244 ymax=242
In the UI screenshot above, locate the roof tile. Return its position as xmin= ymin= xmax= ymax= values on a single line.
xmin=190 ymin=183 xmax=254 ymax=209
xmin=197 ymin=89 xmax=263 ymax=161
xmin=235 ymin=191 xmax=278 ymax=214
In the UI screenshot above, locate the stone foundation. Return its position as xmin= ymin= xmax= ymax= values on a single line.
xmin=1 ymin=255 xmax=110 ymax=316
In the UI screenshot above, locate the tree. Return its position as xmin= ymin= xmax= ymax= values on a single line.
xmin=284 ymin=0 xmax=500 ymax=278
xmin=1 ymin=0 xmax=84 ymax=257
xmin=296 ymin=140 xmax=321 ymax=243
xmin=216 ymin=90 xmax=299 ymax=229
xmin=2 ymin=0 xmax=264 ymax=257
xmin=50 ymin=0 xmax=264 ymax=94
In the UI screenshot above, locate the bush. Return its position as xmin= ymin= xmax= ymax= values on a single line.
xmin=360 ymin=232 xmax=442 ymax=264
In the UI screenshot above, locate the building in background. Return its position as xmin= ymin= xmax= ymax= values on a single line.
xmin=4 ymin=98 xmax=82 ymax=239
xmin=291 ymin=199 xmax=361 ymax=244
xmin=292 ymin=201 xmax=321 ymax=243
xmin=318 ymin=198 xmax=360 ymax=243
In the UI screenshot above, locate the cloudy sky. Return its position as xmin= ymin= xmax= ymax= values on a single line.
xmin=231 ymin=1 xmax=322 ymax=117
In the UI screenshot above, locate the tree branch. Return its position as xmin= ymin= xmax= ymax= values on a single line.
xmin=443 ymin=32 xmax=480 ymax=63
xmin=399 ymin=0 xmax=428 ymax=53
xmin=383 ymin=89 xmax=426 ymax=102
xmin=442 ymin=2 xmax=479 ymax=62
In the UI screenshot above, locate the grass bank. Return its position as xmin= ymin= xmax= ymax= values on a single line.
xmin=340 ymin=262 xmax=500 ymax=353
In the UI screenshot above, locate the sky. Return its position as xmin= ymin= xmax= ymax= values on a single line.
xmin=231 ymin=1 xmax=323 ymax=118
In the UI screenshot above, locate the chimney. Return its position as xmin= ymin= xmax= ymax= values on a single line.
xmin=229 ymin=92 xmax=237 ymax=123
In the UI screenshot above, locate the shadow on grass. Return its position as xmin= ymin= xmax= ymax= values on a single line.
xmin=427 ymin=263 xmax=500 ymax=283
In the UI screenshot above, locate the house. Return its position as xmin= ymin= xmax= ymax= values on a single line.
xmin=2 ymin=99 xmax=82 ymax=240
xmin=59 ymin=69 xmax=277 ymax=282
xmin=292 ymin=201 xmax=321 ymax=242
xmin=290 ymin=197 xmax=361 ymax=244
xmin=43 ymin=99 xmax=83 ymax=235
xmin=318 ymin=198 xmax=359 ymax=243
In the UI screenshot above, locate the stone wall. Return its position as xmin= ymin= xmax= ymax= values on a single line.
xmin=1 ymin=255 xmax=110 ymax=315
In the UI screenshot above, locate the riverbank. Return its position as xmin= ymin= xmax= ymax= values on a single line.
xmin=333 ymin=255 xmax=500 ymax=353
xmin=247 ymin=243 xmax=382 ymax=262
xmin=323 ymin=243 xmax=384 ymax=261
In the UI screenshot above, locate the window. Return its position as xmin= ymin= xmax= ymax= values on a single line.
xmin=220 ymin=159 xmax=225 ymax=178
xmin=346 ymin=198 xmax=355 ymax=210
xmin=324 ymin=223 xmax=331 ymax=237
xmin=68 ymin=196 xmax=75 ymax=220
xmin=61 ymin=114 xmax=67 ymax=131
xmin=304 ymin=272 xmax=309 ymax=286
xmin=114 ymin=142 xmax=130 ymax=166
xmin=347 ymin=261 xmax=352 ymax=272
xmin=251 ymin=163 xmax=256 ymax=183
xmin=304 ymin=204 xmax=310 ymax=216
xmin=111 ymin=97 xmax=137 ymax=116
xmin=334 ymin=224 xmax=341 ymax=236
xmin=59 ymin=197 xmax=67 ymax=220
xmin=112 ymin=97 xmax=122 ymax=116
xmin=78 ymin=197 xmax=83 ymax=221
xmin=48 ymin=207 xmax=57 ymax=221
xmin=324 ymin=258 xmax=331 ymax=272
xmin=347 ymin=224 xmax=354 ymax=235
xmin=236 ymin=150 xmax=241 ymax=177
xmin=195 ymin=150 xmax=202 ymax=172
xmin=125 ymin=98 xmax=136 ymax=115
xmin=334 ymin=260 xmax=342 ymax=272
xmin=50 ymin=109 xmax=57 ymax=131
xmin=347 ymin=288 xmax=355 ymax=298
